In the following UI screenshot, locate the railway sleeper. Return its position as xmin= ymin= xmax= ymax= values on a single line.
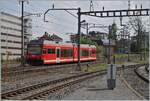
xmin=23 ymin=74 xmax=102 ymax=99
xmin=16 ymin=91 xmax=22 ymax=94
xmin=3 ymin=70 xmax=106 ymax=100
xmin=2 ymin=96 xmax=8 ymax=99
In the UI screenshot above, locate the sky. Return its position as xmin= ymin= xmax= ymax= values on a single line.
xmin=0 ymin=0 xmax=150 ymax=42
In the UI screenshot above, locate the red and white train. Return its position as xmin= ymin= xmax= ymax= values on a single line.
xmin=26 ymin=39 xmax=96 ymax=65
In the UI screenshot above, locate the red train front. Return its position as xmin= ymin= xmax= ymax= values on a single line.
xmin=26 ymin=39 xmax=96 ymax=65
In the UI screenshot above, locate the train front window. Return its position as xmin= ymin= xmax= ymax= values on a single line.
xmin=28 ymin=46 xmax=41 ymax=55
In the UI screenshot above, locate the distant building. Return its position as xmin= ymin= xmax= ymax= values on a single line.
xmin=51 ymin=34 xmax=63 ymax=43
xmin=38 ymin=32 xmax=63 ymax=43
xmin=116 ymin=38 xmax=130 ymax=53
xmin=70 ymin=34 xmax=78 ymax=43
xmin=70 ymin=31 xmax=107 ymax=45
xmin=101 ymin=39 xmax=116 ymax=57
xmin=0 ymin=12 xmax=32 ymax=60
xmin=89 ymin=31 xmax=107 ymax=40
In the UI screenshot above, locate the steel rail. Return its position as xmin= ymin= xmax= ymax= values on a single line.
xmin=2 ymin=70 xmax=105 ymax=100
xmin=134 ymin=66 xmax=149 ymax=83
xmin=19 ymin=63 xmax=147 ymax=100
xmin=2 ymin=63 xmax=146 ymax=100
xmin=23 ymin=72 xmax=104 ymax=100
xmin=145 ymin=65 xmax=149 ymax=73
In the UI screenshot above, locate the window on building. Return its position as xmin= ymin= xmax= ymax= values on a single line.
xmin=82 ymin=50 xmax=89 ymax=56
xmin=61 ymin=49 xmax=73 ymax=57
xmin=48 ymin=48 xmax=55 ymax=54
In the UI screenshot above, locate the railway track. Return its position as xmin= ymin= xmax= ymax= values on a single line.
xmin=2 ymin=60 xmax=101 ymax=76
xmin=2 ymin=63 xmax=146 ymax=100
xmin=123 ymin=64 xmax=149 ymax=99
xmin=2 ymin=70 xmax=106 ymax=100
xmin=145 ymin=64 xmax=149 ymax=73
xmin=134 ymin=65 xmax=149 ymax=83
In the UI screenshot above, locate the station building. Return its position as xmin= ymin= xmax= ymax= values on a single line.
xmin=0 ymin=12 xmax=32 ymax=60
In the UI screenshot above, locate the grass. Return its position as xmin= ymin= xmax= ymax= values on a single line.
xmin=1 ymin=59 xmax=21 ymax=65
xmin=81 ymin=63 xmax=106 ymax=72
xmin=82 ymin=53 xmax=148 ymax=72
xmin=131 ymin=59 xmax=148 ymax=64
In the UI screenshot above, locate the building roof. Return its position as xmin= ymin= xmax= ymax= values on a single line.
xmin=101 ymin=39 xmax=116 ymax=46
xmin=38 ymin=32 xmax=63 ymax=42
xmin=51 ymin=34 xmax=63 ymax=41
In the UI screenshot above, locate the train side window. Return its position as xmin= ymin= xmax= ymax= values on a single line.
xmin=92 ymin=50 xmax=96 ymax=54
xmin=82 ymin=50 xmax=89 ymax=56
xmin=61 ymin=49 xmax=73 ymax=57
xmin=56 ymin=49 xmax=60 ymax=58
xmin=48 ymin=49 xmax=55 ymax=54
xmin=43 ymin=49 xmax=47 ymax=54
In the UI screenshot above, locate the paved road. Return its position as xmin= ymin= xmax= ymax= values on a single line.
xmin=63 ymin=74 xmax=140 ymax=100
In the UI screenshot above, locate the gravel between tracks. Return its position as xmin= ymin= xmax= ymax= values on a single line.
xmin=123 ymin=65 xmax=149 ymax=99
xmin=1 ymin=67 xmax=79 ymax=92
xmin=1 ymin=61 xmax=101 ymax=93
xmin=47 ymin=74 xmax=140 ymax=100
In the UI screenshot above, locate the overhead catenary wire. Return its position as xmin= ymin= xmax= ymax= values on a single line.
xmin=33 ymin=16 xmax=77 ymax=32
xmin=27 ymin=2 xmax=81 ymax=30
xmin=64 ymin=10 xmax=78 ymax=19
xmin=24 ymin=1 xmax=88 ymax=30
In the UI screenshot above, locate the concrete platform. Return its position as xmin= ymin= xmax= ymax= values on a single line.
xmin=63 ymin=74 xmax=140 ymax=100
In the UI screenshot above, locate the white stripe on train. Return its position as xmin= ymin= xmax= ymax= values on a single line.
xmin=44 ymin=58 xmax=96 ymax=63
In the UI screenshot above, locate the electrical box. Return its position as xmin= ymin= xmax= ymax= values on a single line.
xmin=107 ymin=64 xmax=116 ymax=89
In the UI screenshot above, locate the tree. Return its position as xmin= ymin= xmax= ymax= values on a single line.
xmin=108 ymin=23 xmax=117 ymax=41
xmin=80 ymin=36 xmax=102 ymax=57
xmin=80 ymin=36 xmax=96 ymax=45
xmin=127 ymin=17 xmax=147 ymax=53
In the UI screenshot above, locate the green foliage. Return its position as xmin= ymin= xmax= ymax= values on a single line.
xmin=81 ymin=63 xmax=106 ymax=72
xmin=108 ymin=23 xmax=117 ymax=40
xmin=2 ymin=57 xmax=21 ymax=64
xmin=80 ymin=37 xmax=103 ymax=57
xmin=80 ymin=37 xmax=97 ymax=45
xmin=128 ymin=17 xmax=148 ymax=53
xmin=96 ymin=45 xmax=103 ymax=57
xmin=130 ymin=41 xmax=138 ymax=52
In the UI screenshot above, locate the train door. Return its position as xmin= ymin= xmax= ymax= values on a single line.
xmin=56 ymin=47 xmax=60 ymax=63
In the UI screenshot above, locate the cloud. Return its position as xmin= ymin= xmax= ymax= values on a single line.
xmin=0 ymin=0 xmax=149 ymax=42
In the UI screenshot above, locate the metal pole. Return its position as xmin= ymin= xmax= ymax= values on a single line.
xmin=128 ymin=35 xmax=130 ymax=61
xmin=21 ymin=1 xmax=25 ymax=66
xmin=86 ymin=23 xmax=89 ymax=35
xmin=77 ymin=8 xmax=81 ymax=71
xmin=108 ymin=25 xmax=111 ymax=64
xmin=144 ymin=34 xmax=146 ymax=60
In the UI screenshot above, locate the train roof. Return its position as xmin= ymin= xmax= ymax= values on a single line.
xmin=29 ymin=39 xmax=96 ymax=48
